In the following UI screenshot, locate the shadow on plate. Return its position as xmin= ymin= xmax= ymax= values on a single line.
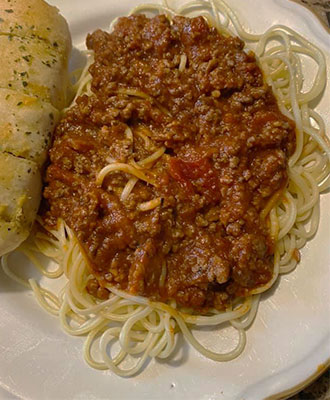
xmin=157 ymin=332 xmax=190 ymax=368
xmin=0 ymin=250 xmax=48 ymax=293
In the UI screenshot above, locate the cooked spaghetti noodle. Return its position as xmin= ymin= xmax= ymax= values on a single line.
xmin=2 ymin=0 xmax=329 ymax=377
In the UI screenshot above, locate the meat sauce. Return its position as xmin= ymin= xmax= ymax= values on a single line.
xmin=43 ymin=15 xmax=295 ymax=311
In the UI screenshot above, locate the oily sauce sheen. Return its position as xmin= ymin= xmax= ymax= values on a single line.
xmin=43 ymin=15 xmax=295 ymax=311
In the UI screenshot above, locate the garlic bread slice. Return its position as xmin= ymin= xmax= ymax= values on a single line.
xmin=0 ymin=34 xmax=69 ymax=109
xmin=0 ymin=152 xmax=41 ymax=256
xmin=0 ymin=89 xmax=59 ymax=167
xmin=0 ymin=0 xmax=71 ymax=56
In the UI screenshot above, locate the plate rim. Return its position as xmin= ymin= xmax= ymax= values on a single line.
xmin=266 ymin=358 xmax=330 ymax=400
xmin=287 ymin=0 xmax=330 ymax=34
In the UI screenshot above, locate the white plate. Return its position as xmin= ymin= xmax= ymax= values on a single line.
xmin=0 ymin=1 xmax=329 ymax=399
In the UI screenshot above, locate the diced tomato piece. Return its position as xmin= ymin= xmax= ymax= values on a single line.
xmin=168 ymin=157 xmax=220 ymax=200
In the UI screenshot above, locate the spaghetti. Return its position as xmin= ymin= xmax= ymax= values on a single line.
xmin=2 ymin=0 xmax=329 ymax=377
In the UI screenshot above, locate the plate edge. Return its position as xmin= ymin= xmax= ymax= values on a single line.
xmin=287 ymin=0 xmax=330 ymax=33
xmin=265 ymin=358 xmax=330 ymax=400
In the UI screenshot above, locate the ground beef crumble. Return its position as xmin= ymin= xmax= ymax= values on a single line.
xmin=42 ymin=14 xmax=295 ymax=311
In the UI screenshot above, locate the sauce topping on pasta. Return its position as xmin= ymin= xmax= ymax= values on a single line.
xmin=43 ymin=15 xmax=295 ymax=310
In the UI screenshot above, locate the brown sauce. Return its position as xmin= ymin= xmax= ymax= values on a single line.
xmin=42 ymin=15 xmax=295 ymax=311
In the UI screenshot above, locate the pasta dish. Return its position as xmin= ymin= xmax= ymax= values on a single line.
xmin=2 ymin=0 xmax=329 ymax=377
